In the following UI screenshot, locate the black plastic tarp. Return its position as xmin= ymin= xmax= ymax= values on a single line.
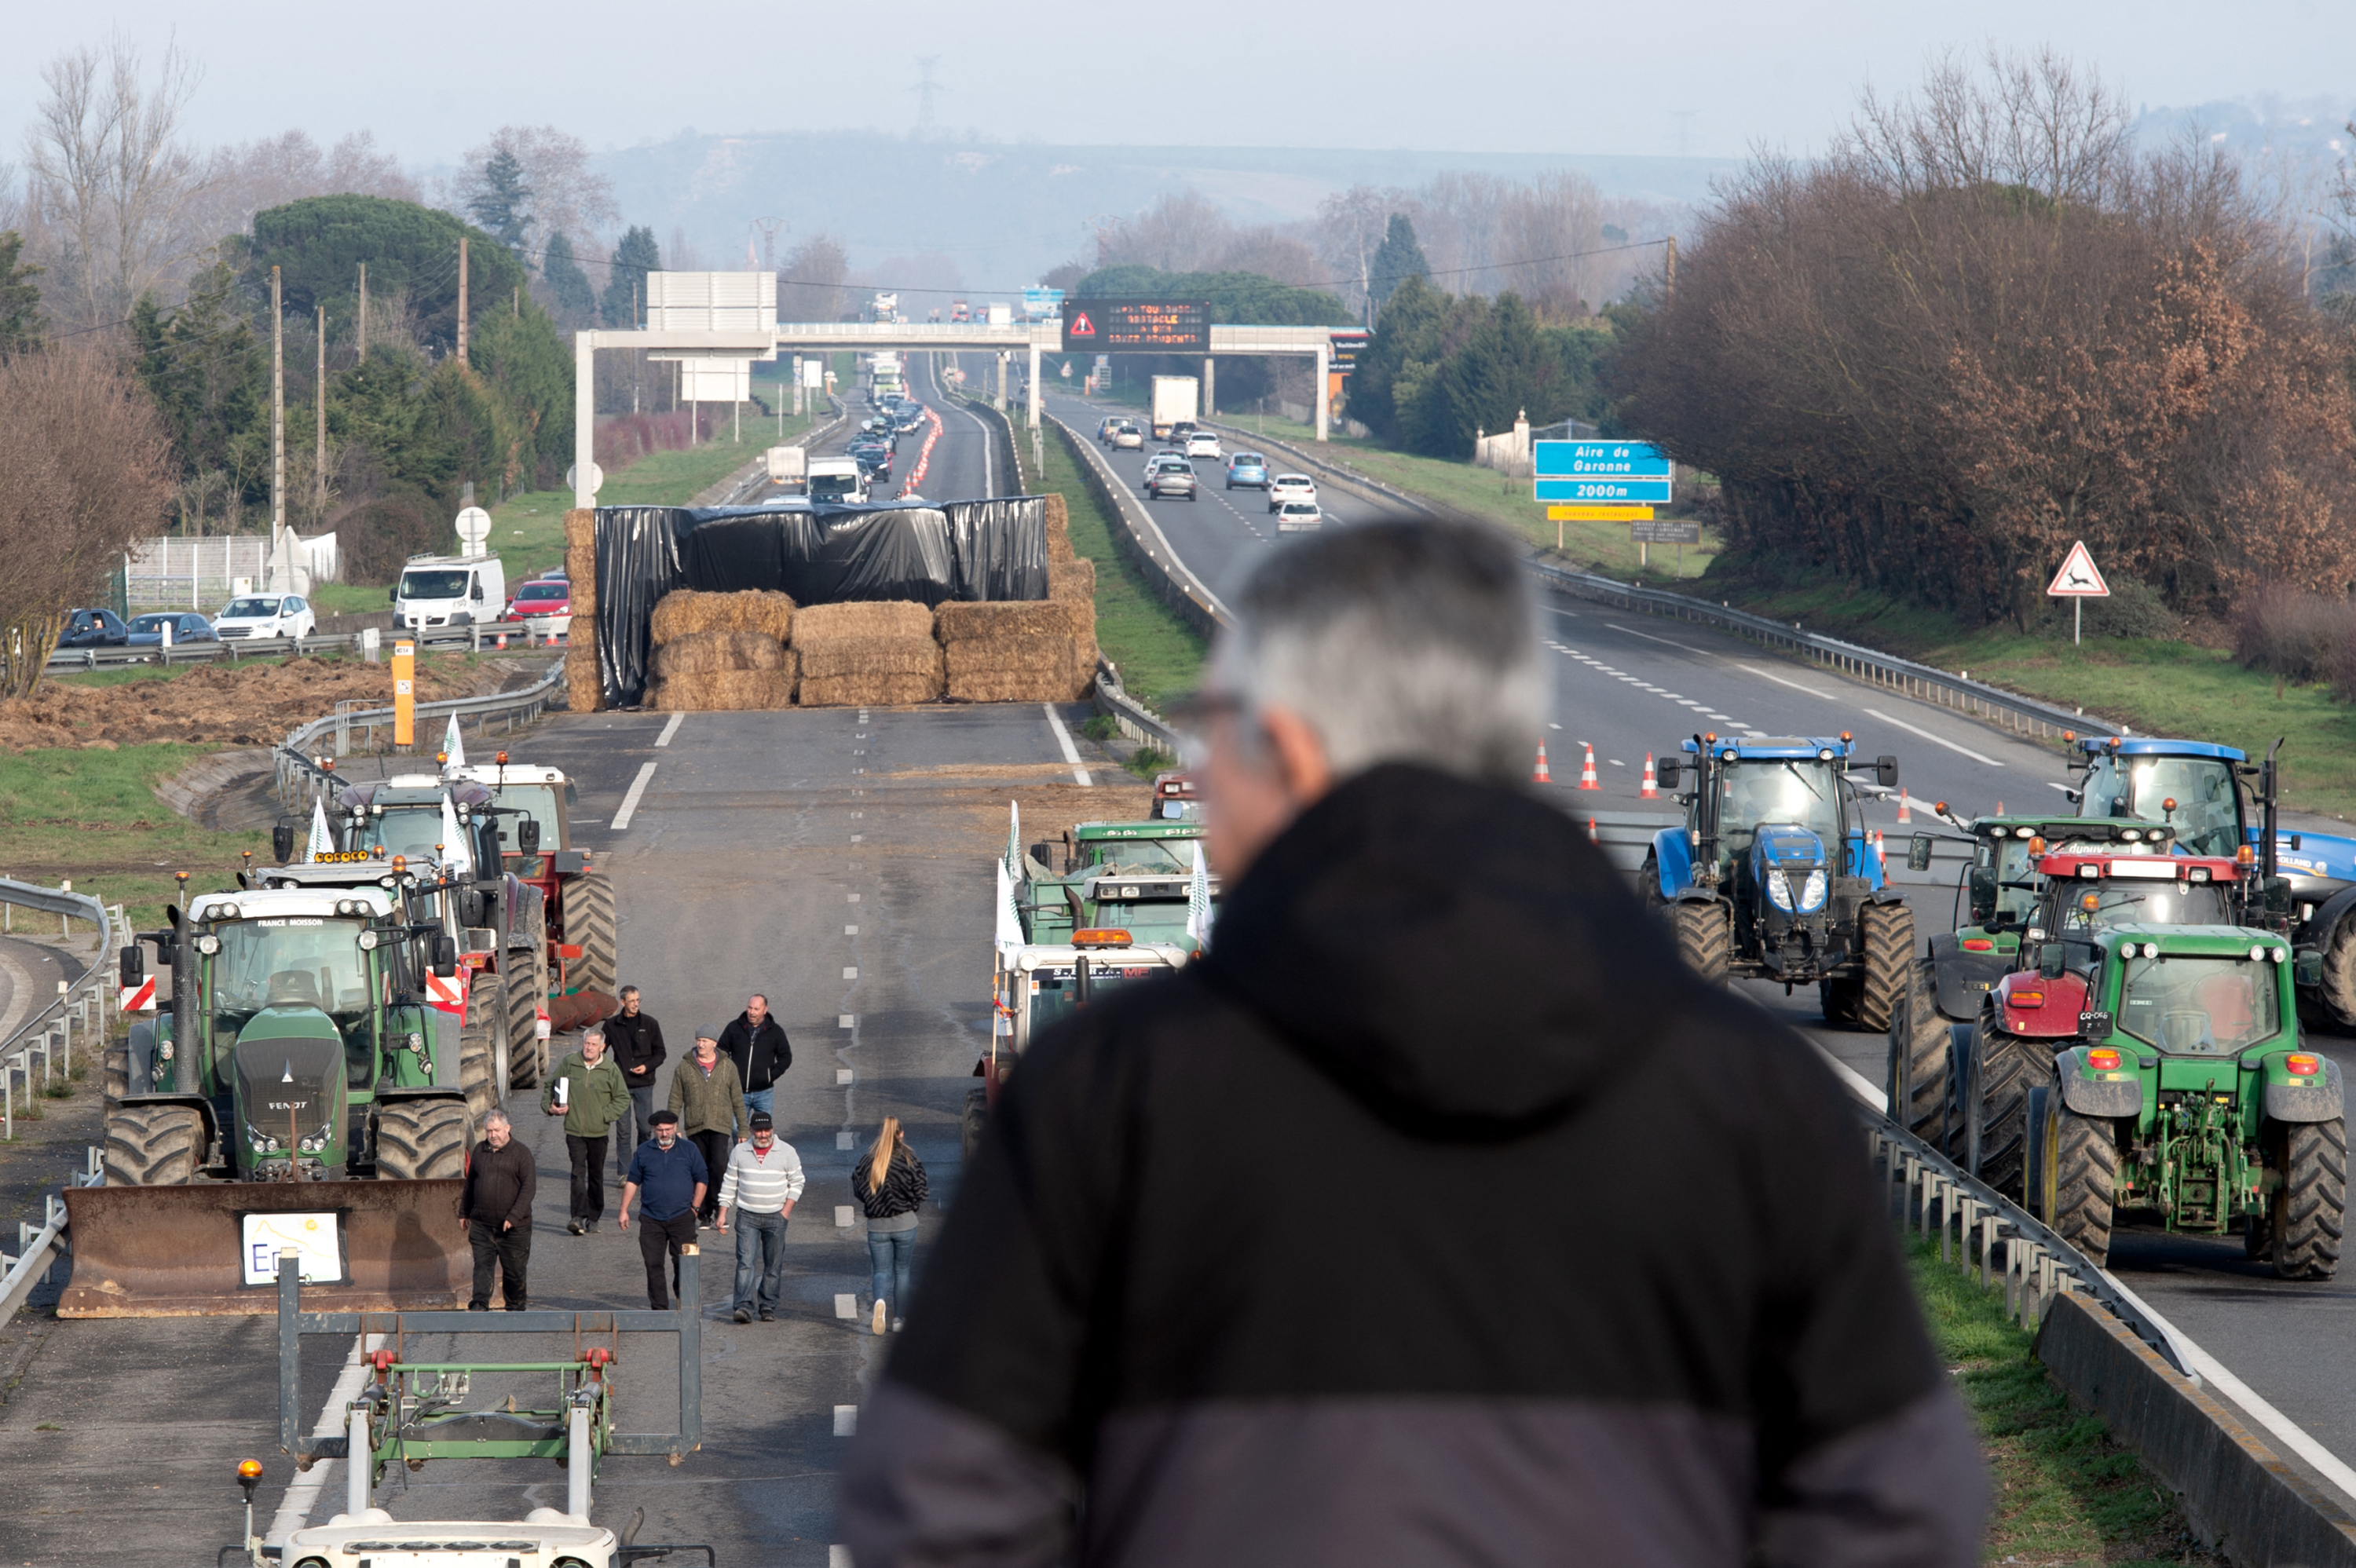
xmin=594 ymin=496 xmax=1048 ymax=707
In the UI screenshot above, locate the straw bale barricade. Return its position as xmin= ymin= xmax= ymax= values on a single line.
xmin=566 ymin=498 xmax=1095 ymax=713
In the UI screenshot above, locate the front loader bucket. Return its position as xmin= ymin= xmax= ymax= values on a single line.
xmin=58 ymin=1180 xmax=470 ymax=1318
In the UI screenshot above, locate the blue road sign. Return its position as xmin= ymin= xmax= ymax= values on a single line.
xmin=1534 ymin=440 xmax=1672 ymax=504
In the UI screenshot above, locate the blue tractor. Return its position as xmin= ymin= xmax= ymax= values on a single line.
xmin=1643 ymin=733 xmax=1915 ymax=1029
xmin=2069 ymin=735 xmax=2356 ymax=1026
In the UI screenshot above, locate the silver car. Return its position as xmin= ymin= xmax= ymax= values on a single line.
xmin=1275 ymin=499 xmax=1323 ymax=532
xmin=1145 ymin=461 xmax=1199 ymax=501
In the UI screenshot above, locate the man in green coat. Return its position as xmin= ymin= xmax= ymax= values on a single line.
xmin=668 ymin=1032 xmax=750 ymax=1225
xmin=543 ymin=1025 xmax=631 ymax=1234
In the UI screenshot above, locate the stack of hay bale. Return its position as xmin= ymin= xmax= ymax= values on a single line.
xmin=794 ymin=601 xmax=946 ymax=707
xmin=562 ymin=509 xmax=602 ymax=712
xmin=935 ymin=498 xmax=1098 ymax=703
xmin=643 ymin=590 xmax=797 ymax=711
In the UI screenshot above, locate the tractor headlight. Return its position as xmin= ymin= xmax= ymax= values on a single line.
xmin=158 ymin=1039 xmax=174 ymax=1060
xmin=357 ymin=930 xmax=380 ymax=950
xmin=1798 ymin=869 xmax=1828 ymax=912
xmin=405 ymin=1032 xmax=425 ymax=1052
xmin=1767 ymin=870 xmax=1795 ymax=911
xmin=194 ymin=934 xmax=221 ymax=956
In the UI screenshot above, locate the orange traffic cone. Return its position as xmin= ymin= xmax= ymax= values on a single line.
xmin=1578 ymin=744 xmax=1601 ymax=791
xmin=1896 ymin=791 xmax=1912 ymax=824
xmin=1996 ymin=799 xmax=2005 ymax=815
xmin=1532 ymin=744 xmax=1553 ymax=784
xmin=1871 ymin=829 xmax=1886 ymax=871
xmin=1588 ymin=817 xmax=1598 ymax=840
xmin=1641 ymin=753 xmax=1659 ymax=798
xmin=495 ymin=630 xmax=507 ymax=650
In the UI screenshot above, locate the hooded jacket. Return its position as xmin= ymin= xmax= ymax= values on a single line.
xmin=842 ymin=764 xmax=1986 ymax=1568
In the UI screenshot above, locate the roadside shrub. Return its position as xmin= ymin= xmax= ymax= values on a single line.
xmin=2035 ymin=576 xmax=2178 ymax=640
xmin=2232 ymin=583 xmax=2356 ymax=683
xmin=338 ymin=490 xmax=444 ymax=585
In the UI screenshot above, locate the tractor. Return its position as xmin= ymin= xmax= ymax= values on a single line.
xmin=1642 ymin=733 xmax=1912 ymax=1029
xmin=2068 ymin=734 xmax=2356 ymax=1025
xmin=1885 ymin=815 xmax=2177 ymax=1149
xmin=1982 ymin=923 xmax=2341 ymax=1277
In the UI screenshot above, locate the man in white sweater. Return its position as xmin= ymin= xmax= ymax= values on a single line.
xmin=716 ymin=1110 xmax=806 ymax=1323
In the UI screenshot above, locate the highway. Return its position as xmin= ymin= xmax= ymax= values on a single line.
xmin=1036 ymin=375 xmax=2356 ymax=1506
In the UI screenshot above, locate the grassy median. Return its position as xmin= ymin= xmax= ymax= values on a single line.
xmin=1037 ymin=420 xmax=1207 ymax=707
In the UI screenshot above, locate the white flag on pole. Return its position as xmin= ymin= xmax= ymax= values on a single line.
xmin=996 ymin=859 xmax=1025 ymax=959
xmin=440 ymin=793 xmax=474 ymax=879
xmin=1004 ymin=800 xmax=1022 ymax=877
xmin=1186 ymin=840 xmax=1213 ymax=948
xmin=442 ymin=713 xmax=466 ymax=769
xmin=306 ymin=796 xmax=335 ymax=861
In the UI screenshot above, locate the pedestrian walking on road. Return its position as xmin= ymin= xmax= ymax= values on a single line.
xmin=717 ymin=1111 xmax=805 ymax=1323
xmin=668 ymin=1032 xmax=749 ymax=1224
xmin=459 ymin=1109 xmax=534 ymax=1312
xmin=619 ymin=1109 xmax=707 ymax=1310
xmin=842 ymin=520 xmax=1987 ymax=1568
xmin=718 ymin=995 xmax=792 ymax=1119
xmin=850 ymin=1117 xmax=926 ymax=1337
xmin=542 ymin=1025 xmax=631 ymax=1234
xmin=605 ymin=985 xmax=668 ymax=1174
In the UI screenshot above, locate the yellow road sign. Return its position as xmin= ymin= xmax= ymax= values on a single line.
xmin=1548 ymin=505 xmax=1654 ymax=521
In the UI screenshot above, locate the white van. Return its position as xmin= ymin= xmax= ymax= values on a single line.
xmin=807 ymin=456 xmax=868 ymax=505
xmin=393 ymin=554 xmax=508 ymax=631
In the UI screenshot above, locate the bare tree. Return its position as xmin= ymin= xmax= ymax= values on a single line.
xmin=21 ymin=37 xmax=213 ymax=330
xmin=196 ymin=129 xmax=419 ymax=240
xmin=1096 ymin=190 xmax=1234 ymax=273
xmin=1215 ymin=227 xmax=1322 ymax=285
xmin=778 ymin=232 xmax=851 ymax=321
xmin=1315 ymin=185 xmax=1408 ymax=318
xmin=450 ymin=125 xmax=618 ymax=267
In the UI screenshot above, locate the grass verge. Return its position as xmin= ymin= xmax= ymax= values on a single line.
xmin=1908 ymin=1237 xmax=2218 ymax=1564
xmin=1037 ymin=419 xmax=1208 ymax=707
xmin=0 ymin=743 xmax=268 ymax=929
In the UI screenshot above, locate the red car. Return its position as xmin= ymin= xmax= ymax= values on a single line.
xmin=505 ymin=577 xmax=572 ymax=634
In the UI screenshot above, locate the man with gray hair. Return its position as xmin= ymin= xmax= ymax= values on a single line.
xmin=843 ymin=519 xmax=1986 ymax=1566
xmin=543 ymin=1025 xmax=631 ymax=1234
xmin=459 ymin=1109 xmax=534 ymax=1311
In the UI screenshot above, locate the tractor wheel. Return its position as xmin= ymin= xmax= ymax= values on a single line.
xmin=2321 ymin=915 xmax=2356 ymax=1030
xmin=507 ymin=893 xmax=551 ymax=1087
xmin=1856 ymin=901 xmax=1914 ymax=1033
xmin=2271 ymin=1117 xmax=2347 ymax=1281
xmin=1885 ymin=956 xmax=1948 ymax=1145
xmin=375 ymin=1099 xmax=470 ymax=1181
xmin=103 ymin=1102 xmax=206 ymax=1186
xmin=1669 ymin=901 xmax=1730 ymax=986
xmin=2040 ymin=1095 xmax=2119 ymax=1266
xmin=1966 ymin=1020 xmax=2041 ymax=1201
xmin=104 ymin=1027 xmax=137 ymax=1104
xmin=458 ymin=982 xmax=500 ymax=1126
xmin=562 ymin=870 xmax=618 ymax=999
xmin=962 ymin=1086 xmax=988 ymax=1166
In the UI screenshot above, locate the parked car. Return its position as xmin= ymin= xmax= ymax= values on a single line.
xmin=126 ymin=612 xmax=218 ymax=649
xmin=1144 ymin=462 xmax=1199 ymax=502
xmin=1184 ymin=431 xmax=1222 ymax=460
xmin=1110 ymin=423 xmax=1144 ymax=450
xmin=212 ymin=594 xmax=316 ymax=641
xmin=1268 ymin=473 xmax=1319 ymax=514
xmin=57 ymin=608 xmax=132 ymax=649
xmin=1227 ymin=452 xmax=1270 ymax=490
xmin=504 ymin=578 xmax=571 ymax=630
xmin=1275 ymin=499 xmax=1324 ymax=532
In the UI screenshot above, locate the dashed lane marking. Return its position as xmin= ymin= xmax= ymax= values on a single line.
xmin=1733 ymin=663 xmax=1838 ymax=700
xmin=609 ymin=762 xmax=659 ymax=831
xmin=1861 ymin=706 xmax=2004 ymax=768
xmin=1043 ymin=704 xmax=1093 ymax=786
xmin=655 ymin=712 xmax=686 ymax=747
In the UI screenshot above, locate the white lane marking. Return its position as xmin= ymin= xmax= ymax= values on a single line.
xmin=1735 ymin=662 xmax=1838 ymax=699
xmin=610 ymin=761 xmax=660 ymax=830
xmin=1813 ymin=1040 xmax=2356 ymax=1511
xmin=2047 ymin=780 xmax=2076 ymax=795
xmin=1043 ymin=705 xmax=1093 ymax=786
xmin=655 ymin=712 xmax=686 ymax=747
xmin=1862 ymin=706 xmax=2003 ymax=768
xmin=267 ymin=1332 xmax=381 ymax=1545
xmin=947 ymin=382 xmax=997 ymax=496
xmin=1606 ymin=622 xmax=1702 ymax=652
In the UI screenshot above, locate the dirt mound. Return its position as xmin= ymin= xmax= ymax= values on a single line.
xmin=0 ymin=655 xmax=540 ymax=751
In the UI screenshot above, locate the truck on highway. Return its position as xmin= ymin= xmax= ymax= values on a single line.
xmin=765 ymin=444 xmax=807 ymax=490
xmin=807 ymin=455 xmax=868 ymax=504
xmin=1150 ymin=376 xmax=1199 ymax=439
xmin=868 ymin=352 xmax=904 ymax=402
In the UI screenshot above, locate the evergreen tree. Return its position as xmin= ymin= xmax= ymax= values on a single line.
xmin=1366 ymin=214 xmax=1430 ymax=318
xmin=468 ymin=148 xmax=533 ymax=256
xmin=129 ymin=262 xmax=269 ymax=487
xmin=0 ymin=232 xmax=42 ymax=359
xmin=599 ymin=226 xmax=660 ymax=327
xmin=542 ymin=232 xmax=596 ymax=326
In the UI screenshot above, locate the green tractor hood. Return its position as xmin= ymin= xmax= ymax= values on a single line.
xmin=231 ymin=1004 xmax=349 ymax=1173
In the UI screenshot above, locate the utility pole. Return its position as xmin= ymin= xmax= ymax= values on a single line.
xmin=514 ymin=285 xmax=520 ymax=318
xmin=271 ymin=266 xmax=284 ymax=574
xmin=315 ymin=304 xmax=327 ymax=517
xmin=357 ymin=263 xmax=367 ymax=360
xmin=456 ymin=237 xmax=470 ymax=366
xmin=1664 ymin=236 xmax=1677 ymax=301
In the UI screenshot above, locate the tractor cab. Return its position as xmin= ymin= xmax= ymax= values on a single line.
xmin=2072 ymin=737 xmax=2252 ymax=861
xmin=1019 ymin=820 xmax=1217 ymax=953
xmin=2036 ymin=850 xmax=2241 ymax=952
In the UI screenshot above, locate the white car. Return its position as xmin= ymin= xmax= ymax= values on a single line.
xmin=1143 ymin=451 xmax=1187 ymax=481
xmin=1184 ymin=431 xmax=1221 ymax=460
xmin=1275 ymin=500 xmax=1324 ymax=532
xmin=1268 ymin=474 xmax=1319 ymax=514
xmin=213 ymin=593 xmax=317 ymax=641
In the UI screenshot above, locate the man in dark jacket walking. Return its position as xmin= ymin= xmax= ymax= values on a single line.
xmin=458 ymin=1109 xmax=535 ymax=1311
xmin=718 ymin=994 xmax=791 ymax=1119
xmin=605 ymin=985 xmax=668 ymax=1175
xmin=842 ymin=520 xmax=1988 ymax=1567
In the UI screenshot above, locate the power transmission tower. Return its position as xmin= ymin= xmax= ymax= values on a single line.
xmin=913 ymin=57 xmax=949 ymax=133
xmin=752 ymin=217 xmax=787 ymax=273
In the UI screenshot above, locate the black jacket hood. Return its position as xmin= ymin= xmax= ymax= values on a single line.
xmin=1198 ymin=763 xmax=1688 ymax=1134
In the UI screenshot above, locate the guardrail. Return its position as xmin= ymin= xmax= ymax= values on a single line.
xmin=272 ymin=661 xmax=571 ymax=816
xmin=938 ymin=364 xmax=1029 ymax=495
xmin=44 ymin=618 xmax=569 ymax=673
xmin=0 ymin=1153 xmax=101 ymax=1328
xmin=1090 ymin=660 xmax=1180 ymax=751
xmin=1045 ymin=415 xmax=1231 ymax=639
xmin=0 ymin=882 xmax=128 ymax=1142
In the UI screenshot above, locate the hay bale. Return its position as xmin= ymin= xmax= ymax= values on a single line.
xmin=650 ymin=589 xmax=796 ymax=645
xmin=799 ymin=671 xmax=944 ymax=707
xmin=1044 ymin=495 xmax=1076 ymax=564
xmin=791 ymin=600 xmax=934 ymax=642
xmin=650 ymin=630 xmax=788 ymax=678
xmin=1048 ymin=558 xmax=1095 ymax=603
xmin=943 ymin=636 xmax=1091 ymax=704
xmin=647 ymin=668 xmax=795 ymax=712
xmin=934 ymin=598 xmax=1092 ymax=642
xmin=564 ymin=641 xmax=604 ymax=713
xmin=564 ymin=510 xmax=598 ymax=616
xmin=797 ymin=638 xmax=946 ymax=681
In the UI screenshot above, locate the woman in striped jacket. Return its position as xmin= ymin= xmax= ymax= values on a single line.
xmin=853 ymin=1117 xmax=928 ymax=1336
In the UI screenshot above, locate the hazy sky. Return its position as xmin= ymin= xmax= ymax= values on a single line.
xmin=6 ymin=0 xmax=2350 ymax=167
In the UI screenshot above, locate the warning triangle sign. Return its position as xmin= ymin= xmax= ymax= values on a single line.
xmin=1070 ymin=312 xmax=1095 ymax=337
xmin=2047 ymin=539 xmax=2109 ymax=598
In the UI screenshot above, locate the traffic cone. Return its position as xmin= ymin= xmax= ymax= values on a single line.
xmin=1531 ymin=744 xmax=1552 ymax=784
xmin=1996 ymin=799 xmax=2005 ymax=815
xmin=1588 ymin=817 xmax=1598 ymax=840
xmin=1641 ymin=753 xmax=1659 ymax=798
xmin=495 ymin=630 xmax=507 ymax=650
xmin=1579 ymin=744 xmax=1601 ymax=791
xmin=1896 ymin=791 xmax=1912 ymax=824
xmin=1871 ymin=830 xmax=1886 ymax=872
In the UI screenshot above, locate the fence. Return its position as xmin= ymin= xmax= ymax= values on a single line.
xmin=273 ymin=660 xmax=570 ymax=816
xmin=124 ymin=534 xmax=339 ymax=610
